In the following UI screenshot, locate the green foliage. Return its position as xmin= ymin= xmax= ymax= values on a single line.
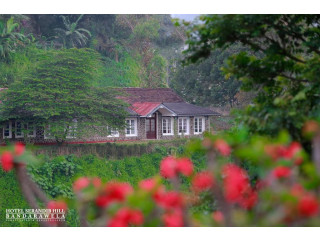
xmin=1 ymin=14 xmax=185 ymax=88
xmin=0 ymin=16 xmax=28 ymax=61
xmin=29 ymin=155 xmax=78 ymax=198
xmin=97 ymin=52 xmax=141 ymax=87
xmin=0 ymin=46 xmax=36 ymax=86
xmin=0 ymin=47 xmax=128 ymax=141
xmin=0 ymin=140 xmax=207 ymax=227
xmin=144 ymin=53 xmax=168 ymax=88
xmin=172 ymin=44 xmax=246 ymax=107
xmin=0 ymin=170 xmax=39 ymax=226
xmin=54 ymin=15 xmax=91 ymax=48
xmin=111 ymin=15 xmax=175 ymax=88
xmin=0 ymin=149 xmax=175 ymax=226
xmin=132 ymin=18 xmax=160 ymax=42
xmin=184 ymin=14 xmax=320 ymax=140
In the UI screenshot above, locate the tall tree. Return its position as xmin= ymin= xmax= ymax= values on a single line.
xmin=184 ymin=14 xmax=320 ymax=140
xmin=55 ymin=15 xmax=91 ymax=48
xmin=0 ymin=48 xmax=128 ymax=142
xmin=0 ymin=17 xmax=27 ymax=61
xmin=114 ymin=15 xmax=168 ymax=87
xmin=172 ymin=44 xmax=246 ymax=107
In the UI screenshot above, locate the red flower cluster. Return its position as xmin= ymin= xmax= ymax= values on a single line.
xmin=289 ymin=185 xmax=319 ymax=218
xmin=156 ymin=191 xmax=184 ymax=209
xmin=145 ymin=182 xmax=185 ymax=227
xmin=139 ymin=178 xmax=174 ymax=210
xmin=1 ymin=143 xmax=25 ymax=172
xmin=298 ymin=195 xmax=319 ymax=217
xmin=213 ymin=139 xmax=231 ymax=156
xmin=73 ymin=177 xmax=102 ymax=193
xmin=47 ymin=200 xmax=68 ymax=212
xmin=162 ymin=209 xmax=184 ymax=227
xmin=238 ymin=188 xmax=258 ymax=210
xmin=138 ymin=174 xmax=186 ymax=226
xmin=177 ymin=157 xmax=194 ymax=176
xmin=15 ymin=142 xmax=25 ymax=156
xmin=212 ymin=211 xmax=224 ymax=223
xmin=46 ymin=200 xmax=68 ymax=225
xmin=1 ymin=151 xmax=14 ymax=172
xmin=73 ymin=177 xmax=90 ymax=192
xmin=222 ymin=163 xmax=257 ymax=209
xmin=265 ymin=142 xmax=303 ymax=164
xmin=139 ymin=178 xmax=157 ymax=191
xmin=160 ymin=156 xmax=194 ymax=178
xmin=95 ymin=181 xmax=133 ymax=208
xmin=192 ymin=171 xmax=215 ymax=192
xmin=273 ymin=166 xmax=291 ymax=179
xmin=108 ymin=207 xmax=144 ymax=227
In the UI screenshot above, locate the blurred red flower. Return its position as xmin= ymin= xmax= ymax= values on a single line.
xmin=92 ymin=177 xmax=102 ymax=188
xmin=139 ymin=178 xmax=157 ymax=191
xmin=223 ymin=163 xmax=250 ymax=203
xmin=95 ymin=195 xmax=112 ymax=208
xmin=239 ymin=189 xmax=258 ymax=210
xmin=105 ymin=182 xmax=133 ymax=201
xmin=73 ymin=177 xmax=90 ymax=192
xmin=160 ymin=156 xmax=178 ymax=178
xmin=156 ymin=191 xmax=184 ymax=209
xmin=298 ymin=194 xmax=319 ymax=217
xmin=212 ymin=211 xmax=224 ymax=223
xmin=176 ymin=157 xmax=194 ymax=177
xmin=108 ymin=207 xmax=144 ymax=227
xmin=162 ymin=209 xmax=184 ymax=227
xmin=273 ymin=166 xmax=291 ymax=179
xmin=47 ymin=200 xmax=68 ymax=212
xmin=192 ymin=171 xmax=214 ymax=192
xmin=265 ymin=142 xmax=302 ymax=162
xmin=214 ymin=139 xmax=231 ymax=156
xmin=1 ymin=151 xmax=14 ymax=172
xmin=95 ymin=181 xmax=133 ymax=208
xmin=14 ymin=142 xmax=25 ymax=156
xmin=282 ymin=142 xmax=302 ymax=159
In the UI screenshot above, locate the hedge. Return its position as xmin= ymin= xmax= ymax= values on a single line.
xmin=34 ymin=139 xmax=187 ymax=159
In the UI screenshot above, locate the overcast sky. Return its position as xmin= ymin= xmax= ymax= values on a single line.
xmin=171 ymin=14 xmax=200 ymax=21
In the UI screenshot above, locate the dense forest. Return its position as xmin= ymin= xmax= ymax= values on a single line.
xmin=0 ymin=15 xmax=184 ymax=87
xmin=2 ymin=14 xmax=320 ymax=228
xmin=0 ymin=14 xmax=247 ymax=109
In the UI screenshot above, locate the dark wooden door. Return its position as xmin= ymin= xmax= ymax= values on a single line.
xmin=146 ymin=114 xmax=156 ymax=139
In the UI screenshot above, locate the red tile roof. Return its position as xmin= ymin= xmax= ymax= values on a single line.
xmin=130 ymin=102 xmax=161 ymax=116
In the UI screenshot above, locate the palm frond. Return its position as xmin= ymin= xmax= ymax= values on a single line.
xmin=60 ymin=16 xmax=71 ymax=31
xmin=77 ymin=28 xmax=92 ymax=37
xmin=74 ymin=14 xmax=84 ymax=26
xmin=6 ymin=17 xmax=19 ymax=34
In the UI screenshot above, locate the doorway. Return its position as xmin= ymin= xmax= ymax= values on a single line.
xmin=146 ymin=113 xmax=156 ymax=139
